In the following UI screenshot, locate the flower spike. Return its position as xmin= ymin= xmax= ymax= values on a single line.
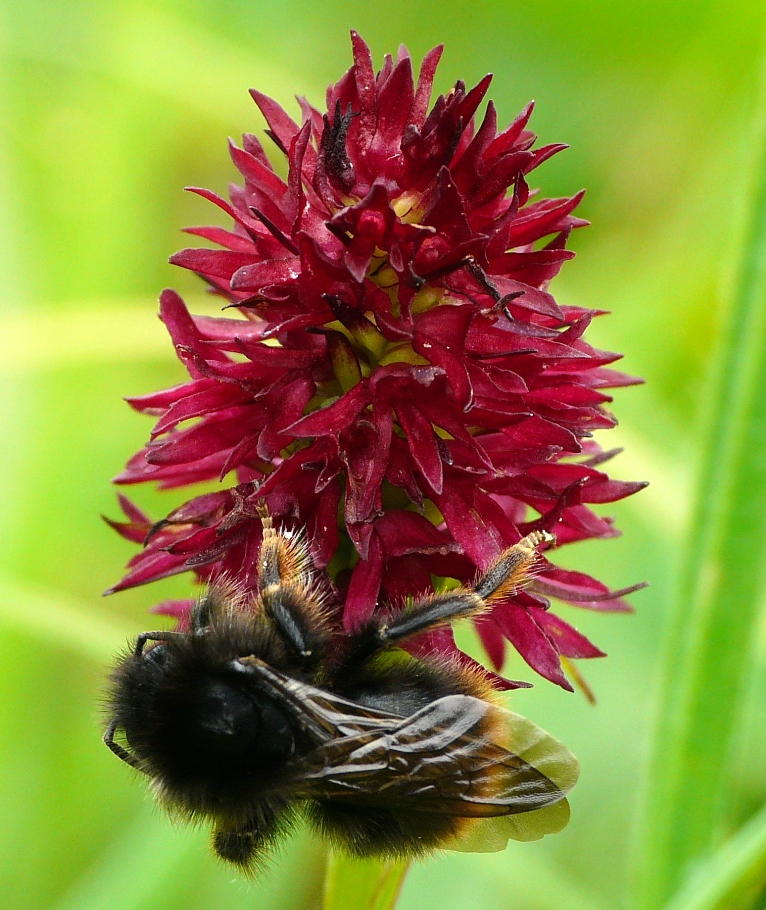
xmin=107 ymin=35 xmax=645 ymax=691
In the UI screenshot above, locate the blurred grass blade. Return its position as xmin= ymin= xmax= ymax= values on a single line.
xmin=663 ymin=802 xmax=766 ymax=910
xmin=0 ymin=574 xmax=128 ymax=661
xmin=634 ymin=84 xmax=766 ymax=907
xmin=52 ymin=806 xmax=198 ymax=910
xmin=322 ymin=853 xmax=409 ymax=910
xmin=53 ymin=806 xmax=322 ymax=910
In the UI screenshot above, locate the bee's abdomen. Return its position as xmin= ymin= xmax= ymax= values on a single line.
xmin=337 ymin=654 xmax=480 ymax=718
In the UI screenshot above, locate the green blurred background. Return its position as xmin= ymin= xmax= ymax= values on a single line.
xmin=1 ymin=1 xmax=764 ymax=908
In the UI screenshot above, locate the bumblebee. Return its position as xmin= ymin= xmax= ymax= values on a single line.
xmin=104 ymin=509 xmax=577 ymax=870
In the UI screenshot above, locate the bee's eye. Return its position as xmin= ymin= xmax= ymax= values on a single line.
xmin=143 ymin=644 xmax=169 ymax=667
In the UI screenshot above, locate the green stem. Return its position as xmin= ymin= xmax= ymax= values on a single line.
xmin=322 ymin=853 xmax=410 ymax=910
xmin=663 ymin=803 xmax=766 ymax=910
xmin=633 ymin=79 xmax=766 ymax=907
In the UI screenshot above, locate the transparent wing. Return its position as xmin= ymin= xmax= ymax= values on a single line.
xmin=290 ymin=694 xmax=576 ymax=819
xmin=446 ymin=705 xmax=579 ymax=848
xmin=234 ymin=658 xmax=578 ymax=841
xmin=233 ymin=657 xmax=409 ymax=740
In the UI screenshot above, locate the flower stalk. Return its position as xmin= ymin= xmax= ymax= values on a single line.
xmin=322 ymin=853 xmax=409 ymax=910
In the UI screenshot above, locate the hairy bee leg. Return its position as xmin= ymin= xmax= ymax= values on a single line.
xmin=134 ymin=630 xmax=186 ymax=657
xmin=191 ymin=583 xmax=239 ymax=631
xmin=212 ymin=826 xmax=261 ymax=868
xmin=103 ymin=720 xmax=145 ymax=771
xmin=474 ymin=530 xmax=555 ymax=602
xmin=363 ymin=531 xmax=555 ymax=650
xmin=261 ymin=585 xmax=316 ymax=658
xmin=256 ymin=504 xmax=312 ymax=589
xmin=212 ymin=803 xmax=289 ymax=871
xmin=256 ymin=505 xmax=326 ymax=659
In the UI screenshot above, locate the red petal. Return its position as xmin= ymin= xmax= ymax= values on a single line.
xmin=170 ymin=248 xmax=257 ymax=280
xmin=412 ymin=45 xmax=444 ymax=124
xmin=534 ymin=572 xmax=647 ymax=613
xmin=183 ymin=226 xmax=255 ymax=252
xmin=105 ymin=550 xmax=191 ymax=594
xmin=534 ymin=612 xmax=606 ymax=658
xmin=344 ymin=533 xmax=383 ymax=630
xmin=228 ymin=139 xmax=288 ymax=197
xmin=394 ymin=400 xmax=443 ymax=494
xmin=492 ymin=604 xmax=573 ymax=690
xmin=287 ymin=381 xmax=371 ymax=437
xmin=476 ymin=616 xmax=506 ymax=671
xmin=116 ymin=494 xmax=150 ymax=525
xmin=230 ymin=258 xmax=300 ymax=291
xmin=486 ymin=101 xmax=534 ymax=160
xmin=413 ymin=331 xmax=473 ymax=408
xmin=183 ymin=186 xmax=262 ymax=235
xmin=434 ymin=481 xmax=502 ymax=568
xmin=381 ymin=555 xmax=433 ymax=602
xmin=369 ymin=55 xmax=414 ymax=155
xmin=249 ymin=90 xmax=302 ymax=154
xmin=375 ymin=510 xmax=451 ymax=556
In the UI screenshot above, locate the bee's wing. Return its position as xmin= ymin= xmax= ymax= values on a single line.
xmin=289 ymin=694 xmax=577 ymax=818
xmin=234 ymin=657 xmax=411 ymax=740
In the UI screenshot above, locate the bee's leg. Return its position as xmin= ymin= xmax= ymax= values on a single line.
xmin=212 ymin=826 xmax=261 ymax=869
xmin=255 ymin=505 xmax=328 ymax=660
xmin=212 ymin=801 xmax=291 ymax=871
xmin=103 ymin=720 xmax=145 ymax=772
xmin=353 ymin=531 xmax=554 ymax=655
xmin=256 ymin=504 xmax=312 ymax=589
xmin=133 ymin=630 xmax=186 ymax=657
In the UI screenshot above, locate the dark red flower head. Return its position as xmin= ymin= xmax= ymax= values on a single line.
xmin=107 ymin=33 xmax=645 ymax=692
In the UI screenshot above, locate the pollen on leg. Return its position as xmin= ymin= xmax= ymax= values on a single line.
xmin=475 ymin=531 xmax=555 ymax=604
xmin=256 ymin=505 xmax=314 ymax=590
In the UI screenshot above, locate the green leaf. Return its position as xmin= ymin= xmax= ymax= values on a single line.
xmin=633 ymin=84 xmax=766 ymax=908
xmin=322 ymin=853 xmax=409 ymax=910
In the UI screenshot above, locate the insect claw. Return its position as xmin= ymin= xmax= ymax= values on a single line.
xmin=255 ymin=501 xmax=271 ymax=523
xmin=519 ymin=529 xmax=555 ymax=549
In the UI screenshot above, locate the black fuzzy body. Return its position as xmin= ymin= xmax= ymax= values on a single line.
xmin=106 ymin=599 xmax=478 ymax=867
xmin=104 ymin=518 xmax=557 ymax=871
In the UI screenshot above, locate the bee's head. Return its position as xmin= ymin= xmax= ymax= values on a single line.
xmin=106 ymin=641 xmax=296 ymax=817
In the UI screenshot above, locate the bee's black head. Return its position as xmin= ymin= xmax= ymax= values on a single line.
xmin=107 ymin=642 xmax=296 ymax=816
